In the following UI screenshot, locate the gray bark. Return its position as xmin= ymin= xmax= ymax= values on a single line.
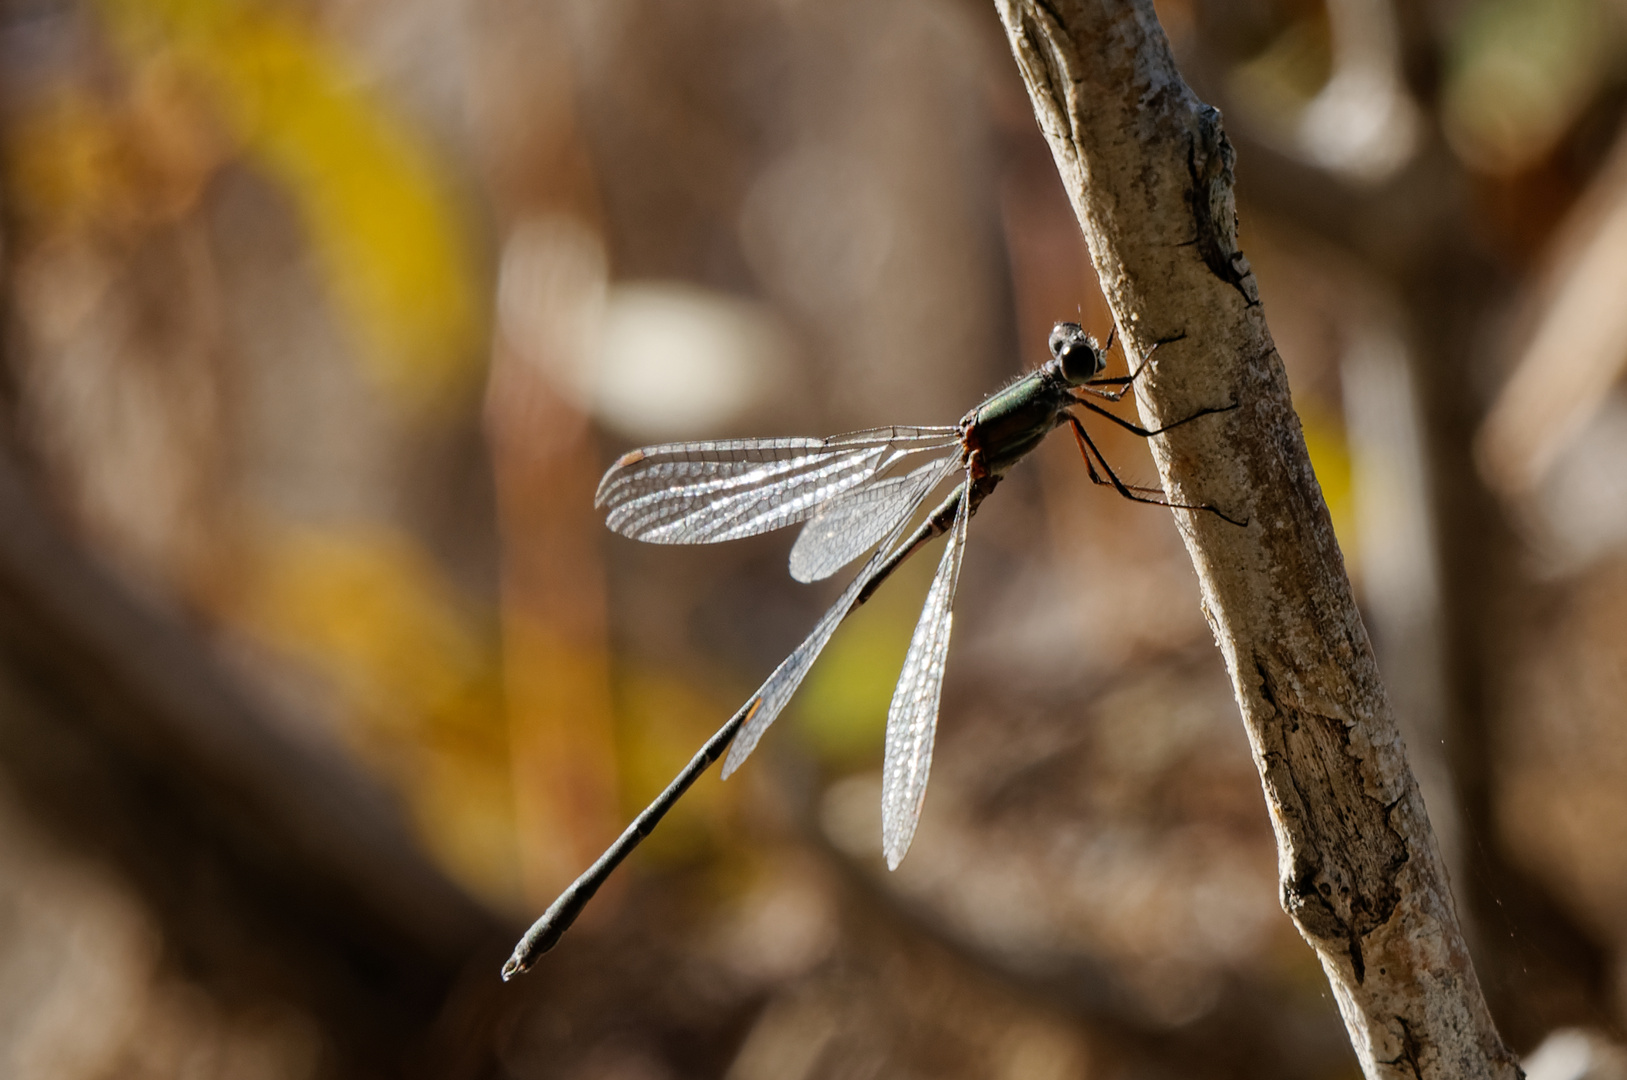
xmin=991 ymin=2 xmax=1521 ymax=1076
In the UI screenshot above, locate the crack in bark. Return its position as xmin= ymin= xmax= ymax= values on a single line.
xmin=1378 ymin=1017 xmax=1426 ymax=1080
xmin=1256 ymin=656 xmax=1407 ymax=983
xmin=1019 ymin=11 xmax=1087 ymax=154
xmin=1017 ymin=15 xmax=1066 ymax=142
xmin=1032 ymin=0 xmax=1065 ymax=30
xmin=1184 ymin=107 xmax=1259 ymax=307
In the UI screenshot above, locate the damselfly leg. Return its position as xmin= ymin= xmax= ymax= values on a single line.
xmin=1065 ymin=412 xmax=1247 ymax=526
xmin=1072 ymin=395 xmax=1237 ymax=440
xmin=1056 ymin=329 xmax=1243 ymax=523
xmin=1075 ymin=331 xmax=1188 ymax=403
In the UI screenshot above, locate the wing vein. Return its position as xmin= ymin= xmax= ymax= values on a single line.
xmin=880 ymin=473 xmax=972 ymax=870
xmin=719 ymin=456 xmax=962 ymax=777
xmin=597 ymin=429 xmax=960 ymax=546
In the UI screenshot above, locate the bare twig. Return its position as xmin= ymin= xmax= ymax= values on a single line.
xmin=991 ymin=2 xmax=1520 ymax=1076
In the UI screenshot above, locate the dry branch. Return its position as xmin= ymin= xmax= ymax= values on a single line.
xmin=991 ymin=2 xmax=1519 ymax=1076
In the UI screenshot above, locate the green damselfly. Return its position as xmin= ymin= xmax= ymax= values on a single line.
xmin=503 ymin=321 xmax=1238 ymax=979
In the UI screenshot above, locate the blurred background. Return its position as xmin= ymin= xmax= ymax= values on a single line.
xmin=1 ymin=0 xmax=1626 ymax=1077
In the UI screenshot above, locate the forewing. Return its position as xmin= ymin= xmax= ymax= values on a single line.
xmin=880 ymin=477 xmax=971 ymax=870
xmin=720 ymin=456 xmax=963 ymax=778
xmin=598 ymin=437 xmax=879 ymax=544
xmin=789 ymin=457 xmax=953 ymax=583
xmin=596 ymin=427 xmax=958 ymax=545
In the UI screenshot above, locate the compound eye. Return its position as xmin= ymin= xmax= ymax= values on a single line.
xmin=1050 ymin=322 xmax=1104 ymax=384
xmin=1049 ymin=321 xmax=1083 ymax=359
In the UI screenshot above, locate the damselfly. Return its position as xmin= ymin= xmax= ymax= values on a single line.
xmin=502 ymin=321 xmax=1238 ymax=979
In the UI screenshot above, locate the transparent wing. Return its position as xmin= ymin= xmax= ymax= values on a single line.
xmin=880 ymin=476 xmax=971 ymax=870
xmin=720 ymin=456 xmax=962 ymax=779
xmin=789 ymin=457 xmax=954 ymax=583
xmin=596 ymin=427 xmax=960 ymax=546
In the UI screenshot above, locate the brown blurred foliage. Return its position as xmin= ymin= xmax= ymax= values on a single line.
xmin=2 ymin=0 xmax=1627 ymax=1077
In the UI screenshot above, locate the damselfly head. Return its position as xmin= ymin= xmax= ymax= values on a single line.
xmin=1049 ymin=321 xmax=1106 ymax=385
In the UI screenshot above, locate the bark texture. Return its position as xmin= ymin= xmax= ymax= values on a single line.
xmin=991 ymin=3 xmax=1520 ymax=1077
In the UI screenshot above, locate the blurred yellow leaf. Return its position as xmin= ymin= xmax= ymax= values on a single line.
xmin=97 ymin=0 xmax=481 ymax=408
xmin=245 ymin=526 xmax=484 ymax=724
xmin=8 ymin=96 xmax=131 ymax=234
xmin=1300 ymin=405 xmax=1356 ymax=564
xmin=6 ymin=56 xmax=224 ymax=236
xmin=796 ymin=557 xmax=931 ymax=769
xmin=241 ymin=524 xmax=518 ymax=902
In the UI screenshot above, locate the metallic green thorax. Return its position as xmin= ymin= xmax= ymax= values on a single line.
xmin=960 ymin=323 xmax=1104 ymax=477
xmin=960 ymin=371 xmax=1073 ymax=476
